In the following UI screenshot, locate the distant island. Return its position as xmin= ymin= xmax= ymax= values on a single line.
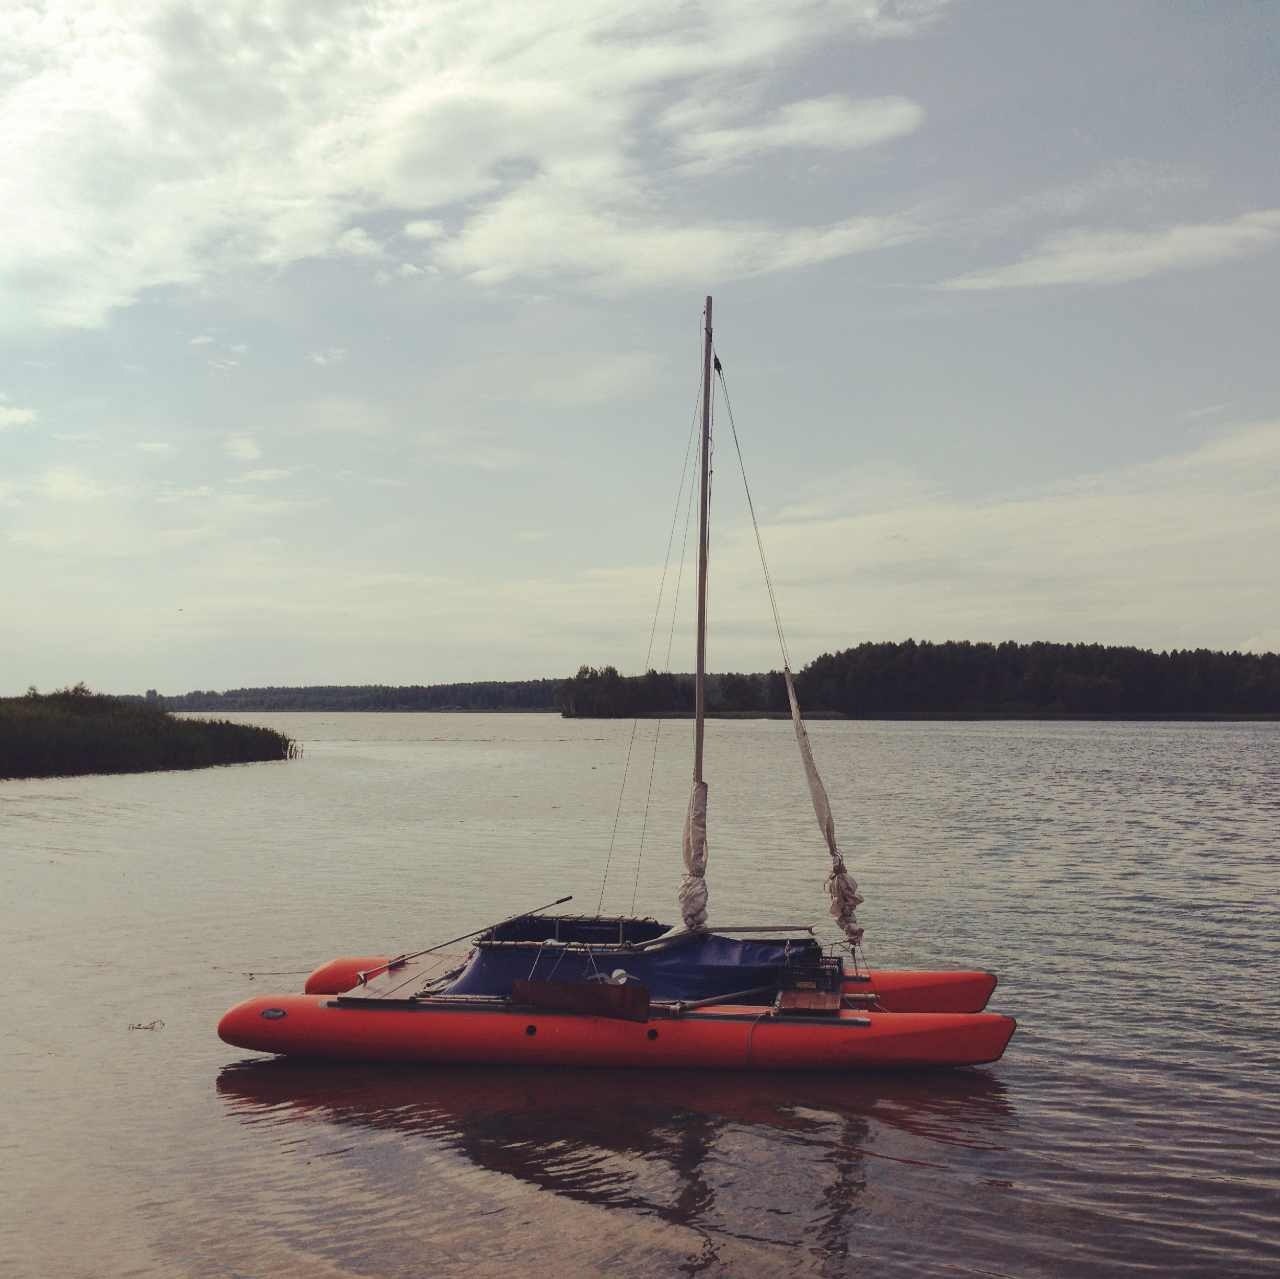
xmin=1 ymin=686 xmax=297 ymax=781
xmin=139 ymin=641 xmax=1280 ymax=719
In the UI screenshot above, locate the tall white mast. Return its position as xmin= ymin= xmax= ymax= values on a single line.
xmin=679 ymin=295 xmax=714 ymax=930
xmin=694 ymin=295 xmax=713 ymax=782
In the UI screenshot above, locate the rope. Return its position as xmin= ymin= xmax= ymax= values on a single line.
xmin=630 ymin=414 xmax=701 ymax=913
xmin=744 ymin=1009 xmax=771 ymax=1067
xmin=596 ymin=364 xmax=704 ymax=914
xmin=362 ymin=949 xmax=467 ymax=1001
xmin=716 ymin=360 xmax=791 ymax=672
xmin=595 ymin=720 xmax=641 ymax=913
xmin=717 ymin=358 xmax=870 ymax=960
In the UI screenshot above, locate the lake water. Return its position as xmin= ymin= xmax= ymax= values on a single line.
xmin=2 ymin=713 xmax=1277 ymax=1277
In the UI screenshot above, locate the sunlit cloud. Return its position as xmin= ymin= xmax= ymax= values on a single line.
xmin=37 ymin=468 xmax=105 ymax=502
xmin=678 ymin=94 xmax=924 ymax=172
xmin=420 ymin=428 xmax=530 ymax=471
xmin=334 ymin=227 xmax=384 ymax=259
xmin=225 ymin=434 xmax=261 ymax=462
xmin=0 ymin=405 xmax=38 ymax=429
xmin=942 ymin=210 xmax=1280 ymax=290
xmin=308 ymin=348 xmax=348 ymax=367
xmin=1 ymin=0 xmax=952 ymax=329
xmin=404 ymin=219 xmax=444 ymax=240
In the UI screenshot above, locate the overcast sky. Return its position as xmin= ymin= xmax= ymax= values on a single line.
xmin=2 ymin=0 xmax=1278 ymax=694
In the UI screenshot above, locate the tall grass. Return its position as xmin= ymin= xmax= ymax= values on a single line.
xmin=0 ymin=686 xmax=298 ymax=780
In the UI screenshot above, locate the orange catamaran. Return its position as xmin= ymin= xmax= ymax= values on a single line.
xmin=219 ymin=298 xmax=1016 ymax=1070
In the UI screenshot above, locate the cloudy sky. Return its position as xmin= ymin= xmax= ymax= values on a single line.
xmin=2 ymin=0 xmax=1278 ymax=694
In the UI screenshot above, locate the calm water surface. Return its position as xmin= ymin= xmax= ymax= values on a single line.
xmin=2 ymin=714 xmax=1277 ymax=1277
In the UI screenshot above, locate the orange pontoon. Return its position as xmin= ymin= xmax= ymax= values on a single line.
xmin=219 ymin=992 xmax=1013 ymax=1069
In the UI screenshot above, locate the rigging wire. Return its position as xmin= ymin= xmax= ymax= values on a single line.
xmin=629 ymin=414 xmax=700 ymax=913
xmin=715 ymin=358 xmax=791 ymax=672
xmin=595 ymin=363 xmax=704 ymax=914
xmin=717 ymin=356 xmax=869 ymax=966
xmin=630 ymin=324 xmax=717 ymax=914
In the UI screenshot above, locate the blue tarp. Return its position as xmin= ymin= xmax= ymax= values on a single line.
xmin=443 ymin=933 xmax=819 ymax=1002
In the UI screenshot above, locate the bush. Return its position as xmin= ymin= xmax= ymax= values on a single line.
xmin=0 ymin=687 xmax=297 ymax=780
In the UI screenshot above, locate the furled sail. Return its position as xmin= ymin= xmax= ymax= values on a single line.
xmin=679 ymin=780 xmax=710 ymax=929
xmin=783 ymin=669 xmax=864 ymax=947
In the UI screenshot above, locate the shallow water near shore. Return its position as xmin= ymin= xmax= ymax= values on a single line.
xmin=2 ymin=713 xmax=1277 ymax=1277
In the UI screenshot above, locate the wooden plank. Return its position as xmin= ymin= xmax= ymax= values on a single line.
xmin=777 ymin=990 xmax=842 ymax=1014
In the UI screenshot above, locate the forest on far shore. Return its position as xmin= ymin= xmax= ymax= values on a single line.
xmin=132 ymin=640 xmax=1280 ymax=719
xmin=558 ymin=640 xmax=1280 ymax=717
xmin=159 ymin=679 xmax=560 ymax=713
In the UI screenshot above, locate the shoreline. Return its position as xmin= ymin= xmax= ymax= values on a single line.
xmin=182 ymin=707 xmax=1280 ymax=722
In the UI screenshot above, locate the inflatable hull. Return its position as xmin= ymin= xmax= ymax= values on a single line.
xmin=302 ymin=956 xmax=998 ymax=1013
xmin=846 ymin=967 xmax=997 ymax=1013
xmin=219 ymin=994 xmax=1015 ymax=1070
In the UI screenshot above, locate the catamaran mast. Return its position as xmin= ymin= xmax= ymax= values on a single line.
xmin=694 ymin=295 xmax=713 ymax=781
xmin=679 ymin=296 xmax=714 ymax=931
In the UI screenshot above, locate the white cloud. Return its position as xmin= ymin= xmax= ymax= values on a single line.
xmin=146 ymin=417 xmax=1272 ymax=665
xmin=135 ymin=440 xmax=174 ymax=453
xmin=334 ymin=227 xmax=383 ymax=258
xmin=421 ymin=428 xmax=529 ymax=471
xmin=0 ymin=405 xmax=38 ymax=429
xmin=292 ymin=396 xmax=382 ymax=434
xmin=679 ymin=94 xmax=924 ymax=171
xmin=233 ymin=467 xmax=294 ymax=483
xmin=1181 ymin=402 xmax=1232 ymax=422
xmin=189 ymin=335 xmax=214 ymax=346
xmin=732 ymin=420 xmax=1280 ymax=654
xmin=308 ymin=348 xmax=347 ymax=367
xmin=972 ymin=162 xmax=1202 ymax=238
xmin=525 ymin=350 xmax=663 ymax=406
xmin=1 ymin=1 xmax=950 ymax=329
xmin=404 ymin=219 xmax=444 ymax=240
xmin=156 ymin=485 xmax=215 ymax=503
xmin=225 ymin=434 xmax=261 ymax=461
xmin=435 ymin=176 xmax=920 ymax=288
xmin=942 ymin=209 xmax=1280 ymax=290
xmin=38 ymin=467 xmax=104 ymax=501
xmin=1153 ymin=420 xmax=1280 ymax=471
xmin=773 ymin=461 xmax=940 ymax=523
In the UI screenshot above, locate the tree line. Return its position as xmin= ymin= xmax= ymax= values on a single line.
xmin=114 ymin=640 xmax=1280 ymax=720
xmin=1 ymin=686 xmax=297 ymax=780
xmin=556 ymin=641 xmax=1280 ymax=717
xmin=160 ymin=680 xmax=562 ymax=712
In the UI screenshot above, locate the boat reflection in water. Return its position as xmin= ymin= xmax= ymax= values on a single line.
xmin=217 ymin=1060 xmax=1013 ymax=1271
